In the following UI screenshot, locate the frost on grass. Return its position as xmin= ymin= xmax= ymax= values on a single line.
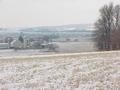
xmin=0 ymin=51 xmax=120 ymax=90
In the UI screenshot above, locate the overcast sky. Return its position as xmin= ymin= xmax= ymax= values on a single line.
xmin=0 ymin=0 xmax=119 ymax=28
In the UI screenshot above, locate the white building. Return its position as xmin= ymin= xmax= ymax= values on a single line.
xmin=11 ymin=40 xmax=24 ymax=49
xmin=0 ymin=43 xmax=9 ymax=49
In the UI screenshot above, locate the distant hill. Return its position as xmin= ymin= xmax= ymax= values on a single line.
xmin=20 ymin=24 xmax=94 ymax=32
xmin=0 ymin=24 xmax=95 ymax=39
xmin=0 ymin=24 xmax=94 ymax=31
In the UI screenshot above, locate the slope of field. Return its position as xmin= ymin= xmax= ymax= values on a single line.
xmin=0 ymin=51 xmax=120 ymax=90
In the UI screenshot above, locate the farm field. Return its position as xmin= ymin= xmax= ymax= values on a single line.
xmin=55 ymin=41 xmax=96 ymax=53
xmin=0 ymin=41 xmax=96 ymax=57
xmin=0 ymin=51 xmax=120 ymax=90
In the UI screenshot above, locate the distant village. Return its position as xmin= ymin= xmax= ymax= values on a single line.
xmin=0 ymin=29 xmax=93 ymax=53
xmin=0 ymin=32 xmax=59 ymax=51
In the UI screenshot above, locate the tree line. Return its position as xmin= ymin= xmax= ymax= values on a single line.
xmin=94 ymin=3 xmax=120 ymax=51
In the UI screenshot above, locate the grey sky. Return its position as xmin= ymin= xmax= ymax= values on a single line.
xmin=0 ymin=0 xmax=119 ymax=28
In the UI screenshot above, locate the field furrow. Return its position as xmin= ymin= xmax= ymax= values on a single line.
xmin=0 ymin=51 xmax=120 ymax=90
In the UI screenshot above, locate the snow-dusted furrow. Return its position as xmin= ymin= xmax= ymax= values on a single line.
xmin=0 ymin=51 xmax=120 ymax=90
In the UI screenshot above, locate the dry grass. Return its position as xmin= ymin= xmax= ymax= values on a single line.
xmin=0 ymin=51 xmax=120 ymax=90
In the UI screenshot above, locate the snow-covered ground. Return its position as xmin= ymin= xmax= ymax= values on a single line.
xmin=0 ymin=41 xmax=96 ymax=57
xmin=0 ymin=51 xmax=120 ymax=90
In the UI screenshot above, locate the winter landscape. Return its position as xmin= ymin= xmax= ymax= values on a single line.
xmin=0 ymin=24 xmax=96 ymax=55
xmin=0 ymin=0 xmax=120 ymax=90
xmin=0 ymin=51 xmax=120 ymax=90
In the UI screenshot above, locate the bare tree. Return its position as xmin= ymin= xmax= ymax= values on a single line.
xmin=113 ymin=5 xmax=120 ymax=30
xmin=94 ymin=3 xmax=120 ymax=51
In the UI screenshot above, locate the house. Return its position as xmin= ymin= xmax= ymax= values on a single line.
xmin=0 ymin=43 xmax=9 ymax=49
xmin=11 ymin=40 xmax=24 ymax=49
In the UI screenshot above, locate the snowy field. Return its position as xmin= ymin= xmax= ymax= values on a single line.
xmin=54 ymin=42 xmax=97 ymax=53
xmin=0 ymin=41 xmax=96 ymax=57
xmin=0 ymin=51 xmax=120 ymax=90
